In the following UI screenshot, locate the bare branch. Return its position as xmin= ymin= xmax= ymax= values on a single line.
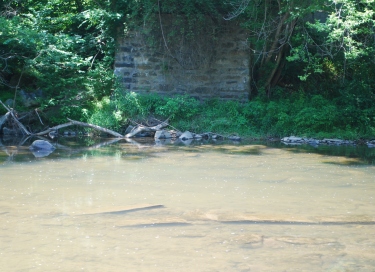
xmin=224 ymin=0 xmax=251 ymax=21
xmin=125 ymin=119 xmax=169 ymax=138
xmin=0 ymin=100 xmax=32 ymax=135
xmin=67 ymin=119 xmax=124 ymax=138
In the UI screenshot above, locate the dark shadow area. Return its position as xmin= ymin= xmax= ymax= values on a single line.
xmin=266 ymin=141 xmax=375 ymax=165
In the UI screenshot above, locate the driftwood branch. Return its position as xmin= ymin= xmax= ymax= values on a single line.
xmin=0 ymin=101 xmax=179 ymax=140
xmin=67 ymin=119 xmax=124 ymax=138
xmin=36 ymin=119 xmax=124 ymax=138
xmin=34 ymin=122 xmax=74 ymax=136
xmin=0 ymin=112 xmax=10 ymax=128
xmin=125 ymin=120 xmax=169 ymax=138
xmin=0 ymin=100 xmax=31 ymax=135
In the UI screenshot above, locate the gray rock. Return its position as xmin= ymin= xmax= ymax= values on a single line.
xmin=29 ymin=140 xmax=55 ymax=158
xmin=228 ymin=135 xmax=241 ymax=141
xmin=30 ymin=140 xmax=56 ymax=151
xmin=367 ymin=140 xmax=375 ymax=148
xmin=154 ymin=130 xmax=172 ymax=139
xmin=281 ymin=136 xmax=303 ymax=144
xmin=194 ymin=134 xmax=202 ymax=140
xmin=179 ymin=131 xmax=194 ymax=141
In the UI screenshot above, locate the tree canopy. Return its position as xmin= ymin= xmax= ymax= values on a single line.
xmin=0 ymin=0 xmax=374 ymax=134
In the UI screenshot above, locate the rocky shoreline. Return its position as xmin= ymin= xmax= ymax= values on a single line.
xmin=281 ymin=136 xmax=375 ymax=148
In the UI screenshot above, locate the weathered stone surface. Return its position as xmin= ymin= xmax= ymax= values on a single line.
xmin=367 ymin=140 xmax=375 ymax=148
xmin=228 ymin=135 xmax=241 ymax=141
xmin=281 ymin=136 xmax=356 ymax=146
xmin=29 ymin=140 xmax=55 ymax=151
xmin=179 ymin=131 xmax=194 ymax=141
xmin=29 ymin=140 xmax=56 ymax=158
xmin=115 ymin=17 xmax=250 ymax=102
xmin=154 ymin=130 xmax=172 ymax=139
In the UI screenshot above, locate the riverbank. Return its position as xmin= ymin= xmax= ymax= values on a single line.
xmin=85 ymin=92 xmax=375 ymax=143
xmin=279 ymin=136 xmax=375 ymax=148
xmin=2 ymin=92 xmax=374 ymax=144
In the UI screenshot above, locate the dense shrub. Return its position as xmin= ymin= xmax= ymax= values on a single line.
xmin=86 ymin=90 xmax=375 ymax=139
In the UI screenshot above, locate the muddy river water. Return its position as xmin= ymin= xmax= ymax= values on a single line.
xmin=1 ymin=140 xmax=375 ymax=271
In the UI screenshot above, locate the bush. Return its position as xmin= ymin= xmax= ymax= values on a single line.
xmin=85 ymin=90 xmax=375 ymax=139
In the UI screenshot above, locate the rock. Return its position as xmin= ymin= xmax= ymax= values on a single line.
xmin=179 ymin=131 xmax=194 ymax=141
xmin=322 ymin=138 xmax=344 ymax=145
xmin=169 ymin=130 xmax=182 ymax=138
xmin=29 ymin=140 xmax=55 ymax=158
xmin=281 ymin=136 xmax=303 ymax=143
xmin=281 ymin=136 xmax=303 ymax=145
xmin=201 ymin=133 xmax=211 ymax=140
xmin=280 ymin=136 xmax=358 ymax=146
xmin=211 ymin=134 xmax=224 ymax=140
xmin=228 ymin=135 xmax=241 ymax=141
xmin=154 ymin=130 xmax=172 ymax=139
xmin=30 ymin=140 xmax=55 ymax=151
xmin=194 ymin=134 xmax=202 ymax=140
xmin=367 ymin=140 xmax=375 ymax=148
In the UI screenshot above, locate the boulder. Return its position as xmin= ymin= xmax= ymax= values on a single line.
xmin=228 ymin=135 xmax=241 ymax=141
xmin=281 ymin=136 xmax=303 ymax=144
xmin=29 ymin=140 xmax=56 ymax=158
xmin=154 ymin=130 xmax=172 ymax=139
xmin=29 ymin=140 xmax=55 ymax=151
xmin=194 ymin=134 xmax=202 ymax=140
xmin=322 ymin=138 xmax=344 ymax=145
xmin=179 ymin=131 xmax=194 ymax=141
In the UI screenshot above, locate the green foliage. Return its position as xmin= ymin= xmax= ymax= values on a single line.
xmin=87 ymin=90 xmax=375 ymax=139
xmin=1 ymin=0 xmax=122 ymax=124
xmin=1 ymin=0 xmax=375 ymax=139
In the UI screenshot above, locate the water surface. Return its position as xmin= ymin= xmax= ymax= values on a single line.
xmin=1 ymin=139 xmax=374 ymax=271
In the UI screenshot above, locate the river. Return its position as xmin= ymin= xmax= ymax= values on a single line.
xmin=1 ymin=138 xmax=374 ymax=271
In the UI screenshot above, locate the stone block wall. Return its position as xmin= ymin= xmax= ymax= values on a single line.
xmin=115 ymin=18 xmax=250 ymax=101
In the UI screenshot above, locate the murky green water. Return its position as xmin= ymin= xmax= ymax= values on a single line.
xmin=1 ymin=138 xmax=375 ymax=271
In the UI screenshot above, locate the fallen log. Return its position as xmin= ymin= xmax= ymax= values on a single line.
xmin=32 ymin=119 xmax=123 ymax=138
xmin=34 ymin=122 xmax=74 ymax=136
xmin=67 ymin=118 xmax=123 ymax=138
xmin=0 ymin=112 xmax=10 ymax=128
xmin=0 ymin=100 xmax=32 ymax=135
xmin=125 ymin=120 xmax=169 ymax=138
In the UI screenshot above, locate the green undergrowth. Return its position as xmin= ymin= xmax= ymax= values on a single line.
xmin=85 ymin=90 xmax=375 ymax=140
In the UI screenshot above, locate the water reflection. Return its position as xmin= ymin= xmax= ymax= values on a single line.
xmin=2 ymin=135 xmax=375 ymax=165
xmin=0 ymin=137 xmax=375 ymax=271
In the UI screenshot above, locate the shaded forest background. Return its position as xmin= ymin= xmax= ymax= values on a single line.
xmin=1 ymin=0 xmax=374 ymax=138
